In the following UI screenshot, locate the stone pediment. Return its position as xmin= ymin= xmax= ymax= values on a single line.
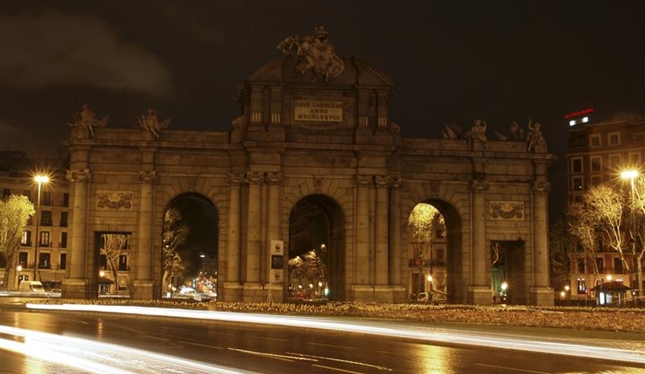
xmin=232 ymin=27 xmax=398 ymax=143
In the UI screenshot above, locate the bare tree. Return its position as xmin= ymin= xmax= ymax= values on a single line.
xmin=99 ymin=233 xmax=129 ymax=292
xmin=162 ymin=207 xmax=189 ymax=293
xmin=549 ymin=218 xmax=576 ymax=291
xmin=568 ymin=201 xmax=602 ymax=277
xmin=408 ymin=203 xmax=443 ymax=296
xmin=0 ymin=195 xmax=35 ymax=288
xmin=569 ymin=182 xmax=645 ymax=297
xmin=288 ymin=245 xmax=328 ymax=299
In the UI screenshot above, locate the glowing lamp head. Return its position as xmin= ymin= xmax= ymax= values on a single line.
xmin=620 ymin=170 xmax=639 ymax=180
xmin=34 ymin=175 xmax=50 ymax=184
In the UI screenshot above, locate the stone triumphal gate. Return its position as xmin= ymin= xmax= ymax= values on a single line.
xmin=63 ymin=27 xmax=555 ymax=306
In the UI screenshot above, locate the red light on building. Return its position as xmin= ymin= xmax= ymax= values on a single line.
xmin=564 ymin=107 xmax=594 ymax=119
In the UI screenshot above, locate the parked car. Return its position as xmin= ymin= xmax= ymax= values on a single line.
xmin=19 ymin=281 xmax=45 ymax=293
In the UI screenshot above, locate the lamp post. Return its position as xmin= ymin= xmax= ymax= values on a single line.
xmin=33 ymin=174 xmax=49 ymax=282
xmin=15 ymin=265 xmax=22 ymax=290
xmin=620 ymin=169 xmax=641 ymax=301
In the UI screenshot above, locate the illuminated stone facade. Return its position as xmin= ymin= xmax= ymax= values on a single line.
xmin=62 ymin=29 xmax=555 ymax=306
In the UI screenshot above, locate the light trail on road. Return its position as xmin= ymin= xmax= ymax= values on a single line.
xmin=25 ymin=303 xmax=645 ymax=365
xmin=0 ymin=324 xmax=259 ymax=374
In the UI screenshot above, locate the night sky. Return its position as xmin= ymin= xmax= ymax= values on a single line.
xmin=1 ymin=1 xmax=644 ymax=221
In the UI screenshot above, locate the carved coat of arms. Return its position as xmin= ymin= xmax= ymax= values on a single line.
xmin=278 ymin=25 xmax=345 ymax=81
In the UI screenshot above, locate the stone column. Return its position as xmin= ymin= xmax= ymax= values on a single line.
xmin=225 ymin=173 xmax=244 ymax=283
xmin=374 ymin=175 xmax=389 ymax=284
xmin=532 ymin=181 xmax=550 ymax=288
xmin=469 ymin=179 xmax=490 ymax=304
xmin=388 ymin=176 xmax=402 ymax=285
xmin=133 ymin=170 xmax=156 ymax=298
xmin=245 ymin=171 xmax=264 ymax=284
xmin=355 ymin=175 xmax=372 ymax=285
xmin=266 ymin=173 xmax=283 ymax=250
xmin=66 ymin=168 xmax=90 ymax=280
xmin=65 ymin=168 xmax=90 ymax=298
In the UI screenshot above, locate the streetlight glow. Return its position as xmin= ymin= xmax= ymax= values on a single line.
xmin=620 ymin=169 xmax=639 ymax=180
xmin=34 ymin=175 xmax=50 ymax=184
xmin=33 ymin=173 xmax=50 ymax=282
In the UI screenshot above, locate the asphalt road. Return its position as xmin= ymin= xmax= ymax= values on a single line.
xmin=0 ymin=302 xmax=644 ymax=374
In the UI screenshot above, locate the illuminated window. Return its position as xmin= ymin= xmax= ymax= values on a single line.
xmin=608 ymin=131 xmax=620 ymax=146
xmin=21 ymin=231 xmax=31 ymax=246
xmin=589 ymin=134 xmax=601 ymax=147
xmin=38 ymin=253 xmax=51 ymax=269
xmin=39 ymin=231 xmax=50 ymax=247
xmin=577 ymin=278 xmax=586 ymax=294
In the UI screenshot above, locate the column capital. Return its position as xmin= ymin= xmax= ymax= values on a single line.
xmin=470 ymin=179 xmax=489 ymax=192
xmin=138 ymin=170 xmax=157 ymax=183
xmin=66 ymin=168 xmax=90 ymax=183
xmin=246 ymin=171 xmax=265 ymax=185
xmin=374 ymin=175 xmax=390 ymax=188
xmin=532 ymin=180 xmax=551 ymax=193
xmin=267 ymin=172 xmax=284 ymax=185
xmin=355 ymin=174 xmax=374 ymax=188
xmin=226 ymin=173 xmax=245 ymax=185
xmin=389 ymin=174 xmax=404 ymax=189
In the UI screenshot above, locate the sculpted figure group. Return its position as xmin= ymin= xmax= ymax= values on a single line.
xmin=67 ymin=103 xmax=108 ymax=137
xmin=278 ymin=24 xmax=345 ymax=82
xmin=443 ymin=118 xmax=546 ymax=152
xmin=138 ymin=108 xmax=172 ymax=139
xmin=68 ymin=104 xmax=171 ymax=139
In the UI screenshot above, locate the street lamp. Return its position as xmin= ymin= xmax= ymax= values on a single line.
xmin=15 ymin=265 xmax=22 ymax=290
xmin=620 ymin=169 xmax=640 ymax=299
xmin=33 ymin=174 xmax=50 ymax=282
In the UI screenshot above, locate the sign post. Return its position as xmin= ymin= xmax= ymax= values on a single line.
xmin=267 ymin=239 xmax=284 ymax=303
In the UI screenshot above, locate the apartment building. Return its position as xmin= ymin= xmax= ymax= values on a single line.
xmin=566 ymin=113 xmax=645 ymax=304
xmin=0 ymin=151 xmax=70 ymax=290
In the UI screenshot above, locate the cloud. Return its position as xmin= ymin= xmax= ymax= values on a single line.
xmin=0 ymin=10 xmax=172 ymax=99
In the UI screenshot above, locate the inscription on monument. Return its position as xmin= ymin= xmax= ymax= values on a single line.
xmin=294 ymin=100 xmax=343 ymax=122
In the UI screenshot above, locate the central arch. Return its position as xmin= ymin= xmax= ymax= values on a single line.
xmin=288 ymin=194 xmax=346 ymax=301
